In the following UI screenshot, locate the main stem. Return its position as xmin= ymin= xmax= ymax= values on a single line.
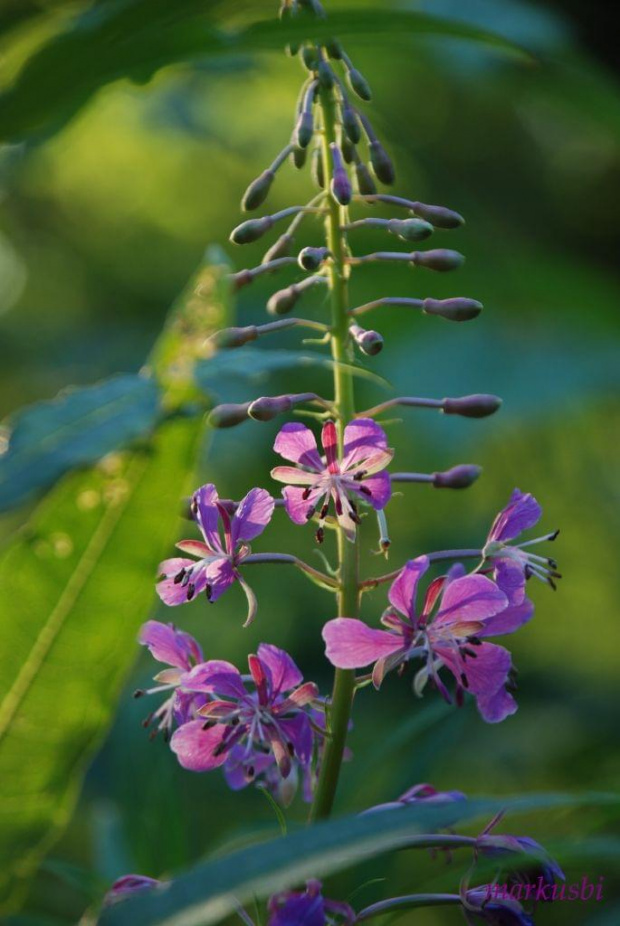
xmin=310 ymin=84 xmax=359 ymax=822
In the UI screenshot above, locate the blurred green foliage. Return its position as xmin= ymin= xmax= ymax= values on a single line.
xmin=0 ymin=0 xmax=618 ymax=922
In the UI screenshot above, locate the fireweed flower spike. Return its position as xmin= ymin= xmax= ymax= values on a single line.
xmin=271 ymin=418 xmax=393 ymax=542
xmin=483 ymin=489 xmax=561 ymax=597
xmin=267 ymin=880 xmax=355 ymax=926
xmin=170 ymin=644 xmax=321 ymax=796
xmin=323 ymin=555 xmax=530 ymax=722
xmin=156 ymin=483 xmax=274 ymax=625
xmin=134 ymin=620 xmax=206 ymax=740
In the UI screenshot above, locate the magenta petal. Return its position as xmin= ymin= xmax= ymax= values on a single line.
xmin=170 ymin=720 xmax=228 ymax=771
xmin=435 ymin=574 xmax=507 ymax=626
xmin=355 ymin=471 xmax=391 ymax=510
xmin=181 ymin=660 xmax=246 ymax=697
xmin=494 ymin=558 xmax=526 ymax=604
xmin=279 ymin=713 xmax=314 ymax=765
xmin=224 ymin=746 xmax=274 ymax=791
xmin=488 ymin=489 xmax=542 ymax=543
xmin=156 ymin=558 xmax=207 ymax=606
xmin=477 ymin=684 xmax=518 ymax=723
xmin=232 ymin=487 xmax=275 ymax=544
xmin=323 ymin=618 xmax=403 ymax=668
xmin=483 ymin=598 xmax=534 ymax=637
xmin=138 ymin=620 xmax=202 ymax=669
xmin=440 ymin=641 xmax=516 ymax=723
xmin=274 ymin=422 xmax=323 ymax=470
xmin=204 ymin=558 xmax=237 ymax=602
xmin=192 ymin=483 xmax=223 ymax=552
xmin=388 ymin=556 xmax=429 ymax=622
xmin=257 ymin=643 xmax=303 ymax=695
xmin=282 ymin=485 xmax=324 ymax=525
xmin=342 ymin=418 xmax=389 ymax=470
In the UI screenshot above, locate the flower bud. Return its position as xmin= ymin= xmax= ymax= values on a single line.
xmin=291 ymin=145 xmax=308 ymax=169
xmin=301 ymin=45 xmax=319 ymax=71
xmin=350 ymin=323 xmax=383 ymax=356
xmin=346 ymin=67 xmax=372 ymax=101
xmin=317 ymin=59 xmax=335 ymax=89
xmin=267 ymin=285 xmax=300 ymax=316
xmin=433 ymin=465 xmax=482 ymax=489
xmin=330 ymin=143 xmax=352 ymax=205
xmin=230 ymin=216 xmax=274 ymax=245
xmin=341 ymin=136 xmax=356 ymax=164
xmin=229 ymin=269 xmax=253 ymax=290
xmin=387 ymin=218 xmax=433 ymax=242
xmin=311 ymin=147 xmax=325 ymax=188
xmin=422 ymin=297 xmax=482 ymax=321
xmin=298 ymin=246 xmax=330 ymax=271
xmin=369 ymin=140 xmax=395 ymax=185
xmin=208 ymin=326 xmax=258 ymax=349
xmin=410 ymin=202 xmax=465 ymax=229
xmin=324 ymin=39 xmax=343 ymax=59
xmin=241 ymin=169 xmax=275 ymax=212
xmin=248 ymin=395 xmax=295 ymax=421
xmin=262 ymin=233 xmax=294 ymax=264
xmin=442 ymin=394 xmax=502 ymax=418
xmin=295 ymin=111 xmax=314 ymax=149
xmin=411 ymin=249 xmax=465 ymax=271
xmin=342 ymin=103 xmax=362 ymax=144
xmin=208 ymin=402 xmax=251 ymax=428
xmin=355 ymin=161 xmax=377 ymax=195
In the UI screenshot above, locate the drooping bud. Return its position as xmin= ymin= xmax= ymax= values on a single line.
xmin=410 ymin=201 xmax=465 ymax=229
xmin=411 ymin=249 xmax=465 ymax=272
xmin=248 ymin=395 xmax=296 ymax=421
xmin=262 ymin=233 xmax=295 ymax=264
xmin=422 ymin=297 xmax=482 ymax=321
xmin=317 ymin=59 xmax=335 ymax=89
xmin=301 ymin=45 xmax=319 ymax=71
xmin=298 ymin=246 xmax=330 ymax=271
xmin=355 ymin=161 xmax=377 ymax=195
xmin=298 ymin=0 xmax=326 ymax=19
xmin=387 ymin=218 xmax=433 ymax=242
xmin=341 ymin=136 xmax=356 ymax=165
xmin=324 ymin=39 xmax=343 ymax=59
xmin=350 ymin=323 xmax=383 ymax=356
xmin=208 ymin=326 xmax=258 ymax=349
xmin=342 ymin=102 xmax=362 ymax=143
xmin=442 ymin=394 xmax=502 ymax=418
xmin=330 ymin=142 xmax=352 ymax=205
xmin=229 ymin=269 xmax=254 ymax=290
xmin=346 ymin=67 xmax=372 ymax=101
xmin=291 ymin=145 xmax=308 ymax=169
xmin=267 ymin=285 xmax=300 ymax=316
xmin=311 ymin=146 xmax=325 ymax=188
xmin=241 ymin=169 xmax=275 ymax=212
xmin=295 ymin=111 xmax=314 ymax=149
xmin=230 ymin=216 xmax=274 ymax=245
xmin=208 ymin=402 xmax=251 ymax=428
xmin=369 ymin=140 xmax=395 ymax=185
xmin=433 ymin=465 xmax=482 ymax=489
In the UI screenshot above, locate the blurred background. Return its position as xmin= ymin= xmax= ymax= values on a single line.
xmin=0 ymin=0 xmax=619 ymax=922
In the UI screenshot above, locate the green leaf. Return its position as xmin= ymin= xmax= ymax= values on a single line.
xmin=0 ymin=3 xmax=532 ymax=143
xmin=100 ymin=792 xmax=619 ymax=926
xmin=0 ymin=415 xmax=204 ymax=913
xmin=0 ymin=373 xmax=161 ymax=513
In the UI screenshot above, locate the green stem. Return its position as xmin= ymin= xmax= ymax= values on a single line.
xmin=310 ymin=83 xmax=359 ymax=822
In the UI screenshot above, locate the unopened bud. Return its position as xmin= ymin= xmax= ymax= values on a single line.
xmin=299 ymin=0 xmax=326 ymax=19
xmin=342 ymin=103 xmax=362 ymax=143
xmin=262 ymin=233 xmax=294 ymax=264
xmin=301 ymin=45 xmax=319 ymax=71
xmin=230 ymin=216 xmax=274 ymax=245
xmin=350 ymin=323 xmax=383 ymax=356
xmin=355 ymin=162 xmax=377 ymax=196
xmin=291 ymin=145 xmax=308 ymax=169
xmin=341 ymin=136 xmax=356 ymax=164
xmin=324 ymin=39 xmax=343 ymax=59
xmin=230 ymin=269 xmax=254 ymax=290
xmin=410 ymin=202 xmax=465 ymax=229
xmin=387 ymin=218 xmax=433 ymax=242
xmin=311 ymin=147 xmax=325 ymax=188
xmin=330 ymin=143 xmax=352 ymax=205
xmin=208 ymin=402 xmax=251 ymax=429
xmin=411 ymin=249 xmax=465 ymax=272
xmin=208 ymin=326 xmax=258 ymax=349
xmin=295 ymin=111 xmax=314 ymax=149
xmin=267 ymin=284 xmax=300 ymax=316
xmin=317 ymin=59 xmax=335 ymax=89
xmin=346 ymin=67 xmax=372 ymax=101
xmin=241 ymin=169 xmax=275 ymax=212
xmin=248 ymin=395 xmax=295 ymax=421
xmin=433 ymin=465 xmax=482 ymax=489
xmin=422 ymin=297 xmax=482 ymax=321
xmin=442 ymin=394 xmax=502 ymax=418
xmin=369 ymin=141 xmax=395 ymax=185
xmin=298 ymin=246 xmax=330 ymax=271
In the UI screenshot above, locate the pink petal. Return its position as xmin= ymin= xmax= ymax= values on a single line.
xmin=274 ymin=422 xmax=323 ymax=470
xmin=388 ymin=556 xmax=429 ymax=622
xmin=483 ymin=598 xmax=534 ymax=637
xmin=192 ymin=483 xmax=224 ymax=552
xmin=175 ymin=539 xmax=211 ymax=557
xmin=257 ymin=643 xmax=303 ymax=695
xmin=170 ymin=720 xmax=228 ymax=771
xmin=354 ymin=471 xmax=392 ymax=510
xmin=488 ymin=489 xmax=542 ymax=543
xmin=282 ymin=485 xmax=324 ymax=525
xmin=434 ymin=574 xmax=507 ymax=626
xmin=204 ymin=558 xmax=237 ymax=602
xmin=182 ymin=660 xmax=246 ymax=697
xmin=271 ymin=465 xmax=318 ymax=486
xmin=138 ymin=620 xmax=202 ymax=669
xmin=342 ymin=418 xmax=389 ymax=470
xmin=231 ymin=487 xmax=274 ymax=544
xmin=156 ymin=558 xmax=207 ymax=606
xmin=323 ymin=618 xmax=404 ymax=668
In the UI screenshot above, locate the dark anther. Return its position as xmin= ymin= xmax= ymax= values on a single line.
xmin=187 ymin=583 xmax=196 ymax=601
xmin=247 ymin=766 xmax=255 ymax=779
xmin=353 ymin=470 xmax=366 ymax=481
xmin=334 ymin=495 xmax=343 ymax=516
xmin=306 ymin=505 xmax=316 ymax=520
xmin=316 ymin=527 xmax=325 ymax=544
xmin=163 ymin=729 xmax=170 ymax=744
xmin=548 ymin=558 xmax=558 ymax=569
xmin=214 ymin=742 xmax=226 ymax=757
xmin=202 ymin=720 xmax=216 ymax=730
xmin=133 ymin=689 xmax=145 ymax=699
xmin=206 ymin=583 xmax=213 ymax=600
xmin=302 ymin=487 xmax=312 ymax=500
xmin=142 ymin=714 xmax=153 ymax=728
xmin=191 ymin=498 xmax=198 ymax=516
xmin=467 ymin=635 xmax=483 ymax=646
xmin=460 ymin=672 xmax=469 ymax=689
xmin=524 ymin=565 xmax=533 ymax=579
xmin=287 ymin=741 xmax=295 ymax=756
xmin=548 ymin=577 xmax=557 ymax=591
xmin=359 ymin=485 xmax=372 ymax=497
xmin=549 ymin=529 xmax=560 ymax=541
xmin=320 ymin=502 xmax=330 ymax=519
xmin=173 ymin=569 xmax=186 ymax=584
xmin=460 ymin=647 xmax=478 ymax=660
xmin=231 ymin=716 xmax=240 ymax=726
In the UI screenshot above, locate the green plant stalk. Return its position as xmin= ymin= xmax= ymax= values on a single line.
xmin=310 ymin=84 xmax=359 ymax=822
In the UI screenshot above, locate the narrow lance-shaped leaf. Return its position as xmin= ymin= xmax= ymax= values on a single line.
xmin=0 ymin=415 xmax=204 ymax=913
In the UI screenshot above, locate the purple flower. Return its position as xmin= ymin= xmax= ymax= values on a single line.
xmin=103 ymin=874 xmax=163 ymax=906
xmin=157 ymin=483 xmax=274 ymax=625
xmin=134 ymin=620 xmax=206 ymax=740
xmin=463 ymin=889 xmax=535 ymax=925
xmin=477 ymin=814 xmax=565 ymax=891
xmin=483 ymin=489 xmax=560 ymax=601
xmin=267 ymin=880 xmax=355 ymax=926
xmin=169 ymin=644 xmax=321 ymax=789
xmin=323 ymin=555 xmax=529 ymax=722
xmin=271 ymin=419 xmax=393 ymax=542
